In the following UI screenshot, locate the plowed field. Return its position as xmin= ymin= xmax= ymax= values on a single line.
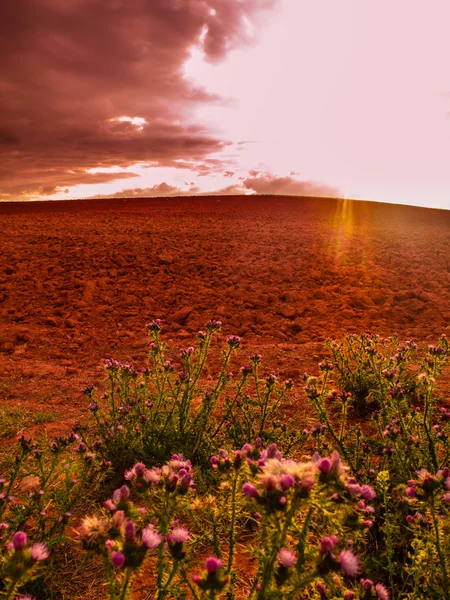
xmin=1 ymin=196 xmax=450 ymax=437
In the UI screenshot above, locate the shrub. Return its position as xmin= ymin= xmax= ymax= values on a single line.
xmin=79 ymin=320 xmax=304 ymax=480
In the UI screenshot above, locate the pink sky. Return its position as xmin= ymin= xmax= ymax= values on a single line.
xmin=1 ymin=0 xmax=449 ymax=209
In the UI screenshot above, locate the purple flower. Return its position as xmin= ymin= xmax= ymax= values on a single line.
xmin=320 ymin=535 xmax=339 ymax=553
xmin=242 ymin=483 xmax=258 ymax=498
xmin=344 ymin=592 xmax=356 ymax=600
xmin=360 ymin=485 xmax=376 ymax=501
xmin=124 ymin=521 xmax=136 ymax=542
xmin=142 ymin=526 xmax=163 ymax=549
xmin=30 ymin=542 xmax=49 ymax=561
xmin=375 ymin=583 xmax=390 ymax=600
xmin=169 ymin=527 xmax=189 ymax=544
xmin=112 ymin=485 xmax=130 ymax=504
xmin=279 ymin=474 xmax=295 ymax=490
xmin=317 ymin=458 xmax=331 ymax=474
xmin=12 ymin=531 xmax=27 ymax=551
xmin=360 ymin=578 xmax=374 ymax=590
xmin=205 ymin=556 xmax=222 ymax=574
xmin=406 ymin=486 xmax=416 ymax=498
xmin=112 ymin=551 xmax=125 ymax=568
xmin=277 ymin=548 xmax=297 ymax=568
xmin=227 ymin=335 xmax=241 ymax=348
xmin=339 ymin=549 xmax=361 ymax=577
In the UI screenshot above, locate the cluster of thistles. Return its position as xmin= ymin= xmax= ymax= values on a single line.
xmin=125 ymin=454 xmax=195 ymax=495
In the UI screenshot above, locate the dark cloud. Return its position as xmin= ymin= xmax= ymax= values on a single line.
xmin=0 ymin=0 xmax=278 ymax=199
xmin=242 ymin=173 xmax=341 ymax=198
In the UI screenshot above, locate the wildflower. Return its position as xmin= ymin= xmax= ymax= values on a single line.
xmin=339 ymin=549 xmax=361 ymax=577
xmin=277 ymin=548 xmax=297 ymax=568
xmin=205 ymin=556 xmax=222 ymax=574
xmin=193 ymin=556 xmax=227 ymax=591
xmin=167 ymin=527 xmax=189 ymax=561
xmin=316 ymin=582 xmax=328 ymax=597
xmin=240 ymin=364 xmax=252 ymax=376
xmin=29 ymin=542 xmax=49 ymax=561
xmin=168 ymin=527 xmax=189 ymax=544
xmin=250 ymin=352 xmax=262 ymax=363
xmin=265 ymin=373 xmax=277 ymax=386
xmin=320 ymin=536 xmax=339 ymax=554
xmin=375 ymin=582 xmax=390 ymax=600
xmin=343 ymin=592 xmax=356 ymax=600
xmin=12 ymin=531 xmax=27 ymax=550
xmin=227 ymin=335 xmax=241 ymax=348
xmin=142 ymin=526 xmax=162 ymax=549
xmin=146 ymin=319 xmax=162 ymax=332
xmin=206 ymin=319 xmax=222 ymax=331
xmin=360 ymin=578 xmax=374 ymax=590
xmin=111 ymin=551 xmax=125 ymax=568
xmin=112 ymin=485 xmax=130 ymax=504
xmin=124 ymin=521 xmax=136 ymax=542
xmin=242 ymin=483 xmax=258 ymax=498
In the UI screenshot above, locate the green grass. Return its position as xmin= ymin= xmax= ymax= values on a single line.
xmin=0 ymin=406 xmax=58 ymax=438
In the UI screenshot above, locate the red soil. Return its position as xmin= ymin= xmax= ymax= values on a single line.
xmin=1 ymin=195 xmax=450 ymax=438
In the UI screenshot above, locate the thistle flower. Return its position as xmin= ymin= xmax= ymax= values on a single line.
xmin=29 ymin=542 xmax=49 ymax=562
xmin=168 ymin=527 xmax=189 ymax=544
xmin=360 ymin=578 xmax=374 ymax=590
xmin=112 ymin=485 xmax=130 ymax=504
xmin=227 ymin=335 xmax=241 ymax=348
xmin=111 ymin=551 xmax=125 ymax=568
xmin=205 ymin=556 xmax=222 ymax=574
xmin=242 ymin=483 xmax=258 ymax=498
xmin=12 ymin=531 xmax=27 ymax=550
xmin=339 ymin=549 xmax=361 ymax=577
xmin=375 ymin=582 xmax=390 ymax=600
xmin=124 ymin=521 xmax=136 ymax=542
xmin=142 ymin=526 xmax=163 ymax=549
xmin=277 ymin=548 xmax=297 ymax=568
xmin=320 ymin=536 xmax=339 ymax=554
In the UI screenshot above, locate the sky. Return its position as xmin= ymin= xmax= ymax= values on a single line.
xmin=1 ymin=0 xmax=449 ymax=209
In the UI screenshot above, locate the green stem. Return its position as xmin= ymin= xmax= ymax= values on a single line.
xmin=118 ymin=568 xmax=133 ymax=600
xmin=430 ymin=494 xmax=450 ymax=598
xmin=227 ymin=471 xmax=239 ymax=573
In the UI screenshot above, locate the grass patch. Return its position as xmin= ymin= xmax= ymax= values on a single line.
xmin=0 ymin=406 xmax=58 ymax=438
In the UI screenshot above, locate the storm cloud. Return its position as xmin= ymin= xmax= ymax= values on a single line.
xmin=0 ymin=0 xmax=278 ymax=200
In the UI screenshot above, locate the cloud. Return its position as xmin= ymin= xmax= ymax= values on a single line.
xmin=242 ymin=173 xmax=341 ymax=197
xmin=0 ymin=0 xmax=278 ymax=200
xmin=80 ymin=172 xmax=339 ymax=200
xmin=89 ymin=182 xmax=201 ymax=199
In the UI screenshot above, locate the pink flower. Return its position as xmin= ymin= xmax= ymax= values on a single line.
xmin=242 ymin=483 xmax=258 ymax=498
xmin=169 ymin=527 xmax=189 ymax=544
xmin=30 ymin=542 xmax=49 ymax=561
xmin=277 ymin=548 xmax=297 ymax=568
xmin=339 ymin=549 xmax=361 ymax=577
xmin=142 ymin=526 xmax=163 ymax=549
xmin=320 ymin=535 xmax=339 ymax=553
xmin=205 ymin=556 xmax=222 ymax=574
xmin=375 ymin=582 xmax=390 ymax=600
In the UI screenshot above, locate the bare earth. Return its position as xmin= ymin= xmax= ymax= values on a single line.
xmin=1 ymin=195 xmax=450 ymax=438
